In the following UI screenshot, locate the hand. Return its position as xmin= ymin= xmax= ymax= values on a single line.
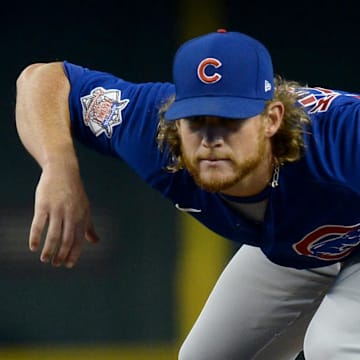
xmin=29 ymin=163 xmax=100 ymax=268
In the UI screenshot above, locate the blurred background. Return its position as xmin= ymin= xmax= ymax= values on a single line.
xmin=0 ymin=0 xmax=359 ymax=359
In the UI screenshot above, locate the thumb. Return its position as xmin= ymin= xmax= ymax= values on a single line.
xmin=85 ymin=220 xmax=100 ymax=244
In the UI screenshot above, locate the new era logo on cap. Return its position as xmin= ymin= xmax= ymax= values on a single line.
xmin=265 ymin=80 xmax=272 ymax=92
xmin=165 ymin=29 xmax=274 ymax=121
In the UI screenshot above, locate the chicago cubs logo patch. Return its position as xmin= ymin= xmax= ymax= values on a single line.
xmin=197 ymin=58 xmax=222 ymax=84
xmin=294 ymin=87 xmax=340 ymax=114
xmin=293 ymin=224 xmax=360 ymax=261
xmin=81 ymin=87 xmax=129 ymax=138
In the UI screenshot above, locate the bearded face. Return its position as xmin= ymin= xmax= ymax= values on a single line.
xmin=177 ymin=116 xmax=268 ymax=193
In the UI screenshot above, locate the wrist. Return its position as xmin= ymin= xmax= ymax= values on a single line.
xmin=42 ymin=147 xmax=80 ymax=173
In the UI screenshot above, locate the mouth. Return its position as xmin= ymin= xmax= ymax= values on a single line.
xmin=199 ymin=158 xmax=229 ymax=166
xmin=198 ymin=153 xmax=226 ymax=160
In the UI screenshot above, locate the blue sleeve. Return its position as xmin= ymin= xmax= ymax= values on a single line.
xmin=297 ymin=87 xmax=360 ymax=193
xmin=62 ymin=61 xmax=176 ymax=190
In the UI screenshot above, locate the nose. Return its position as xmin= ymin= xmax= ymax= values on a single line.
xmin=201 ymin=125 xmax=224 ymax=147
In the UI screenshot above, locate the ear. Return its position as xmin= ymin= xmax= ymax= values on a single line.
xmin=263 ymin=101 xmax=284 ymax=138
xmin=175 ymin=119 xmax=181 ymax=130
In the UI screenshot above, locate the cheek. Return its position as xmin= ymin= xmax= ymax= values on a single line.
xmin=229 ymin=132 xmax=261 ymax=156
xmin=179 ymin=130 xmax=199 ymax=152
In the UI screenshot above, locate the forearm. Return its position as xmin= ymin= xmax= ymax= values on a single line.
xmin=16 ymin=62 xmax=99 ymax=267
xmin=15 ymin=62 xmax=79 ymax=170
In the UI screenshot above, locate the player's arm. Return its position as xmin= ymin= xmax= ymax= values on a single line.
xmin=15 ymin=62 xmax=99 ymax=268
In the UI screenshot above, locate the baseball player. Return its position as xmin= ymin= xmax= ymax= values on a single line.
xmin=15 ymin=30 xmax=360 ymax=359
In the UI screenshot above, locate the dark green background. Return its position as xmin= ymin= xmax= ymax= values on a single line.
xmin=0 ymin=1 xmax=358 ymax=356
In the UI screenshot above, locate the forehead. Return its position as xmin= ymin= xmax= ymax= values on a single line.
xmin=181 ymin=114 xmax=265 ymax=126
xmin=183 ymin=115 xmax=246 ymax=122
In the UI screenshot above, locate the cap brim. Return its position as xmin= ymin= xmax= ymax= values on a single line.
xmin=164 ymin=96 xmax=266 ymax=121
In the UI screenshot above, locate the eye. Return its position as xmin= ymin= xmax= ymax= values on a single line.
xmin=184 ymin=117 xmax=205 ymax=130
xmin=183 ymin=116 xmax=244 ymax=132
xmin=185 ymin=116 xmax=204 ymax=123
xmin=221 ymin=118 xmax=243 ymax=130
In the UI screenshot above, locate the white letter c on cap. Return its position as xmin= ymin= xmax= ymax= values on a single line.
xmin=197 ymin=58 xmax=222 ymax=84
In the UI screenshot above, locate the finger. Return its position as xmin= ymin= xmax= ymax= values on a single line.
xmin=29 ymin=210 xmax=48 ymax=252
xmin=40 ymin=217 xmax=63 ymax=263
xmin=51 ymin=220 xmax=76 ymax=267
xmin=64 ymin=224 xmax=86 ymax=269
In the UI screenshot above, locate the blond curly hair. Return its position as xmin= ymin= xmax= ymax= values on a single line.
xmin=157 ymin=76 xmax=310 ymax=172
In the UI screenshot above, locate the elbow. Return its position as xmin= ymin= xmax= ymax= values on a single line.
xmin=16 ymin=62 xmax=66 ymax=92
xmin=16 ymin=63 xmax=46 ymax=89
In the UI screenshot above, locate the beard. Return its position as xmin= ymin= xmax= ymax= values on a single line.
xmin=181 ymin=130 xmax=266 ymax=193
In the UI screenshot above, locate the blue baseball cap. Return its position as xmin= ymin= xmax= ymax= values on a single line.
xmin=164 ymin=29 xmax=274 ymax=121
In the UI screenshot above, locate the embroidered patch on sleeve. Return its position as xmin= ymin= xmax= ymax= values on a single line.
xmin=81 ymin=87 xmax=130 ymax=138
